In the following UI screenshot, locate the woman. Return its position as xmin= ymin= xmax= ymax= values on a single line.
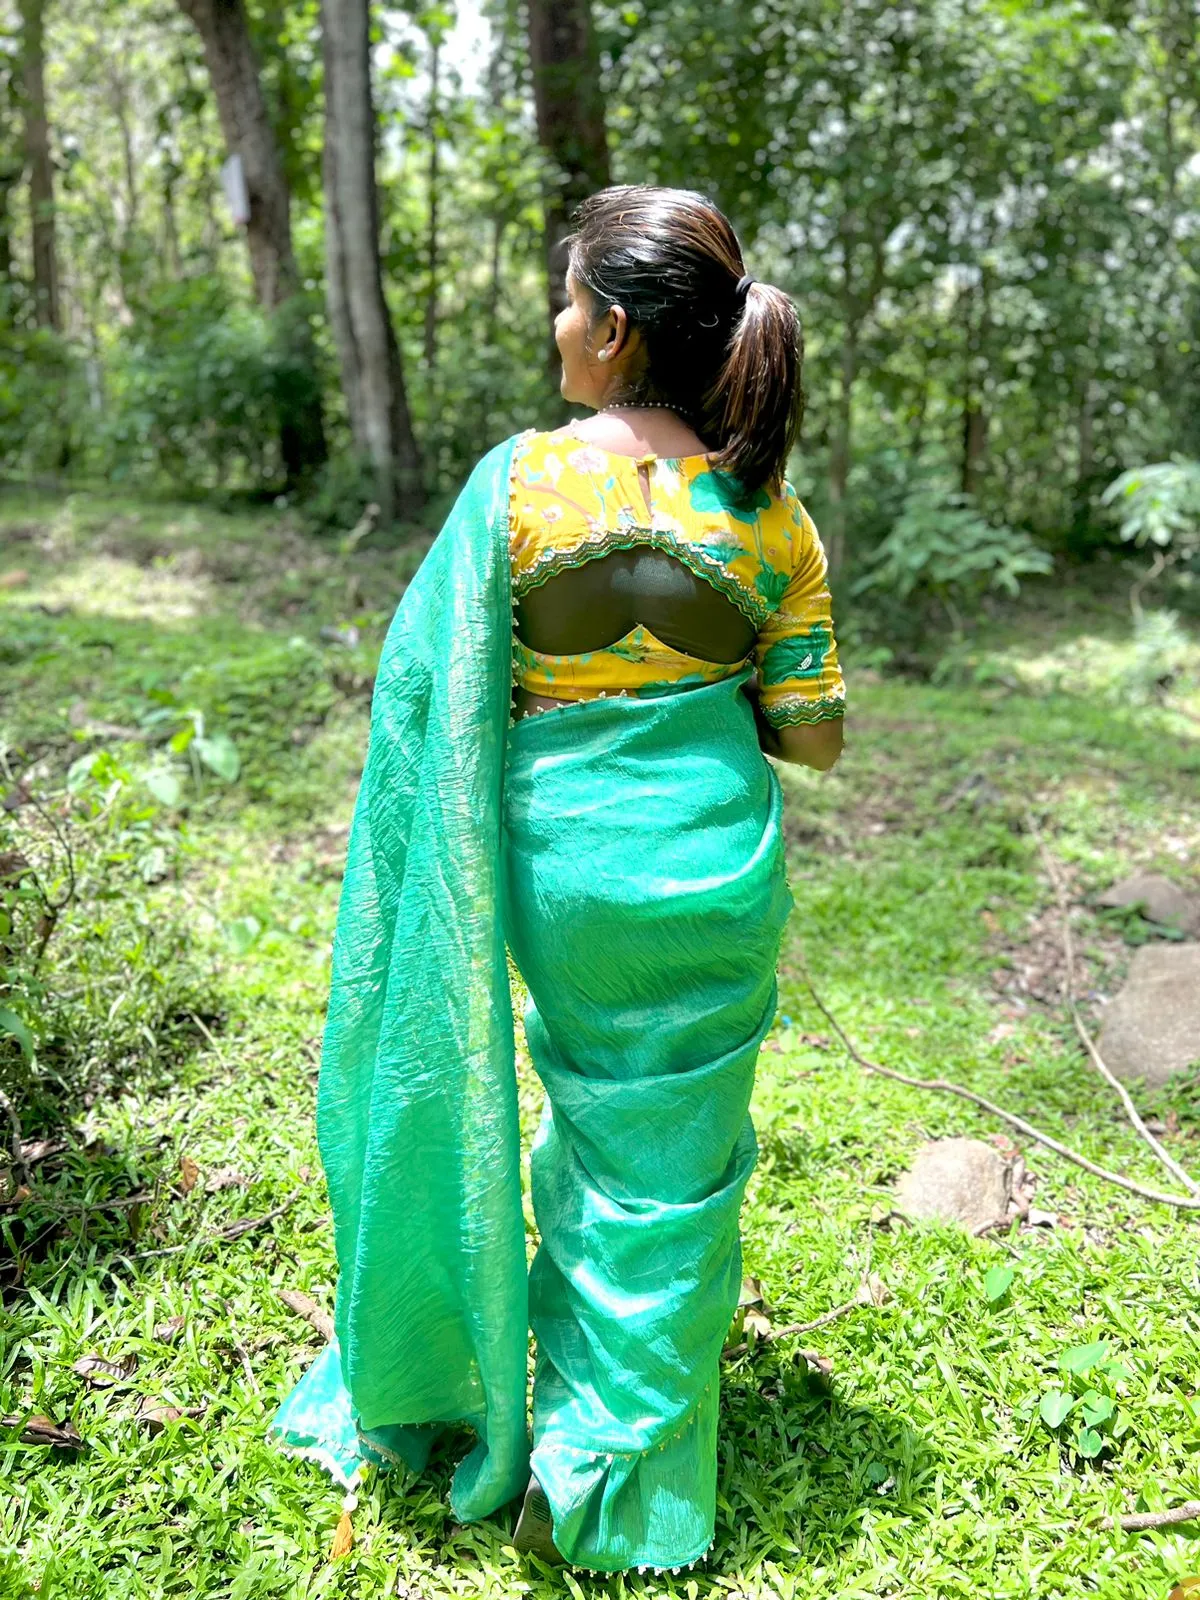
xmin=271 ymin=185 xmax=845 ymax=1577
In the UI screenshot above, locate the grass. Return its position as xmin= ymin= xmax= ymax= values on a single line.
xmin=1 ymin=486 xmax=1199 ymax=1599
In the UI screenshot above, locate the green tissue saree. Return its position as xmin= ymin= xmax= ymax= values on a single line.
xmin=270 ymin=432 xmax=794 ymax=1574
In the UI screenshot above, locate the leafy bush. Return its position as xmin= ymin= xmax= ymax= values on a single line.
xmin=0 ymin=747 xmax=218 ymax=1128
xmin=96 ymin=280 xmax=283 ymax=490
xmin=1114 ymin=607 xmax=1194 ymax=705
xmin=1101 ymin=458 xmax=1200 ymax=613
xmin=298 ymin=451 xmax=381 ymax=538
xmin=0 ymin=326 xmax=89 ymax=475
xmin=854 ymin=483 xmax=1053 ymax=627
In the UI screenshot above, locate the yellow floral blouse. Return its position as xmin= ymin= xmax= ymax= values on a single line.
xmin=508 ymin=424 xmax=846 ymax=728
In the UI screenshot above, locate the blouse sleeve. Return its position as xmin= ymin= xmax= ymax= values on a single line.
xmin=753 ymin=491 xmax=846 ymax=728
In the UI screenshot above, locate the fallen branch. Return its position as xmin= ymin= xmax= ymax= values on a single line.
xmin=0 ymin=1089 xmax=28 ymax=1190
xmin=800 ymin=970 xmax=1200 ymax=1212
xmin=1025 ymin=811 xmax=1200 ymax=1199
xmin=1094 ymin=1501 xmax=1200 ymax=1532
xmin=124 ymin=1186 xmax=304 ymax=1260
xmin=722 ymin=1274 xmax=889 ymax=1361
xmin=280 ymin=1288 xmax=335 ymax=1343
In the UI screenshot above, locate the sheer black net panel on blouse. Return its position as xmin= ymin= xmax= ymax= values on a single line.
xmin=514 ymin=547 xmax=757 ymax=664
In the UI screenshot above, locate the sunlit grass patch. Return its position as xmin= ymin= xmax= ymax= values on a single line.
xmin=2 ymin=491 xmax=1199 ymax=1599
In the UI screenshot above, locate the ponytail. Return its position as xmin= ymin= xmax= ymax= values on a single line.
xmin=567 ymin=186 xmax=805 ymax=497
xmin=705 ymin=283 xmax=804 ymax=498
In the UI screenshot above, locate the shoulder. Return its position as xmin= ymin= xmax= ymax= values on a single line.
xmin=469 ymin=428 xmax=538 ymax=480
xmin=779 ymin=480 xmax=825 ymax=567
xmin=510 ymin=424 xmax=581 ymax=482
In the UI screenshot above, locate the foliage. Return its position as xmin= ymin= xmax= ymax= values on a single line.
xmin=1029 ymin=1339 xmax=1131 ymax=1463
xmin=2 ymin=492 xmax=1199 ymax=1595
xmin=854 ymin=482 xmax=1053 ymax=622
xmin=1111 ymin=606 xmax=1195 ymax=706
xmin=0 ymin=745 xmax=217 ymax=1116
xmin=0 ymin=326 xmax=87 ymax=475
xmin=1101 ymin=459 xmax=1200 ymax=563
xmin=95 ymin=282 xmax=294 ymax=491
xmin=0 ymin=0 xmax=1185 ymax=544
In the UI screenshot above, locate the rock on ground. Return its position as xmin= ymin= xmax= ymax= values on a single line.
xmin=1098 ymin=943 xmax=1200 ymax=1088
xmin=1096 ymin=872 xmax=1199 ymax=934
xmin=895 ymin=1138 xmax=1012 ymax=1230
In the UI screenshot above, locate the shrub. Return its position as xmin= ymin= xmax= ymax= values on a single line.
xmin=854 ymin=483 xmax=1053 ymax=630
xmin=0 ymin=748 xmax=218 ymax=1133
xmin=1101 ymin=459 xmax=1200 ymax=615
xmin=97 ymin=279 xmax=283 ymax=490
xmin=0 ymin=326 xmax=88 ymax=475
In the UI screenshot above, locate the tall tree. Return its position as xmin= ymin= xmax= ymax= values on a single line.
xmin=525 ymin=0 xmax=610 ymax=332
xmin=19 ymin=0 xmax=58 ymax=329
xmin=321 ymin=0 xmax=423 ymax=523
xmin=423 ymin=27 xmax=440 ymax=371
xmin=176 ymin=0 xmax=326 ymax=484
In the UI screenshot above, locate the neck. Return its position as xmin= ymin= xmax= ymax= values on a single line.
xmin=571 ymin=410 xmax=711 ymax=459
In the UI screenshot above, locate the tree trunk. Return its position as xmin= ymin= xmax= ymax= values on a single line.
xmin=486 ymin=214 xmax=504 ymax=347
xmin=177 ymin=0 xmax=327 ymax=485
xmin=20 ymin=0 xmax=59 ymax=331
xmin=0 ymin=163 xmax=22 ymax=316
xmin=960 ymin=278 xmax=988 ymax=497
xmin=179 ymin=0 xmax=294 ymax=309
xmin=1077 ymin=381 xmax=1094 ymax=486
xmin=162 ymin=163 xmax=182 ymax=278
xmin=961 ymin=406 xmax=988 ymax=497
xmin=321 ymin=0 xmax=424 ymax=524
xmin=526 ymin=0 xmax=610 ymax=341
xmin=826 ymin=323 xmax=857 ymax=576
xmin=423 ymin=34 xmax=439 ymax=370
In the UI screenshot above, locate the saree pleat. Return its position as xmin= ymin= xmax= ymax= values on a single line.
xmin=269 ymin=431 xmax=794 ymax=1573
xmin=503 ymin=670 xmax=793 ymax=1570
xmin=270 ymin=435 xmax=530 ymax=1519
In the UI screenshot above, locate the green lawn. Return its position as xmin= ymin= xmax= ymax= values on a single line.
xmin=1 ymin=488 xmax=1199 ymax=1599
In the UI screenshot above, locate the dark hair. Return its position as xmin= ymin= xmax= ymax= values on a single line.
xmin=565 ymin=184 xmax=804 ymax=497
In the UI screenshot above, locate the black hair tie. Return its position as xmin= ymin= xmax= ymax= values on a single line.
xmin=735 ymin=274 xmax=755 ymax=302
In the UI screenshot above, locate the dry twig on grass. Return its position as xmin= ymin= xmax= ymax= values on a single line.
xmin=722 ymin=1274 xmax=890 ymax=1361
xmin=1025 ymin=810 xmax=1200 ymax=1199
xmin=0 ymin=1088 xmax=28 ymax=1190
xmin=279 ymin=1288 xmax=335 ymax=1343
xmin=1094 ymin=1501 xmax=1200 ymax=1532
xmin=799 ymin=967 xmax=1200 ymax=1213
xmin=125 ymin=1185 xmax=304 ymax=1260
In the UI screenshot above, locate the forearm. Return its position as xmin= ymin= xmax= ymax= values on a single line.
xmin=741 ymin=679 xmax=844 ymax=771
xmin=743 ymin=677 xmax=786 ymax=758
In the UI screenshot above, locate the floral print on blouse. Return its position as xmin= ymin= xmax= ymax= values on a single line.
xmin=508 ymin=424 xmax=846 ymax=727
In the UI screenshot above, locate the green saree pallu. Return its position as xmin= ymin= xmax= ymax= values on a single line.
xmin=270 ymin=432 xmax=794 ymax=1572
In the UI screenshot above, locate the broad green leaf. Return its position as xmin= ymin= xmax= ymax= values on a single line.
xmin=144 ymin=767 xmax=182 ymax=807
xmin=983 ymin=1266 xmax=1015 ymax=1303
xmin=66 ymin=752 xmax=100 ymax=791
xmin=1059 ymin=1341 xmax=1109 ymax=1375
xmin=140 ymin=846 xmax=169 ymax=884
xmin=1079 ymin=1392 xmax=1115 ymax=1428
xmin=195 ymin=733 xmax=240 ymax=783
xmin=1074 ymin=1426 xmax=1105 ymax=1459
xmin=1039 ymin=1390 xmax=1075 ymax=1429
xmin=0 ymin=1007 xmax=34 ymax=1061
xmin=225 ymin=915 xmax=261 ymax=955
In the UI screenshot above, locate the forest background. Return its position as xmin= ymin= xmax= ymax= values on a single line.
xmin=2 ymin=0 xmax=1198 ymax=615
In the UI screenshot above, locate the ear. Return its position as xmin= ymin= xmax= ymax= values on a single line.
xmin=604 ymin=303 xmax=631 ymax=360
